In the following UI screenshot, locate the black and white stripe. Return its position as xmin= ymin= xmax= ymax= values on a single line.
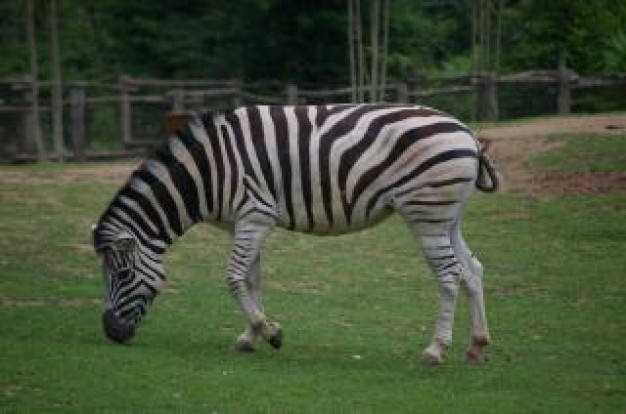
xmin=108 ymin=105 xmax=482 ymax=232
xmin=94 ymin=103 xmax=498 ymax=362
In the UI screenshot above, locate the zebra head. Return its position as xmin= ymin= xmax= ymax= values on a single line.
xmin=92 ymin=224 xmax=164 ymax=344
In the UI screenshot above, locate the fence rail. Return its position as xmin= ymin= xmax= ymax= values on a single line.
xmin=0 ymin=68 xmax=624 ymax=162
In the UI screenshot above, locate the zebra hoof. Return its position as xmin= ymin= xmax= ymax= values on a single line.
xmin=466 ymin=335 xmax=489 ymax=364
xmin=420 ymin=350 xmax=443 ymax=366
xmin=466 ymin=349 xmax=488 ymax=364
xmin=233 ymin=338 xmax=256 ymax=353
xmin=420 ymin=342 xmax=447 ymax=366
xmin=268 ymin=328 xmax=283 ymax=349
xmin=267 ymin=330 xmax=283 ymax=349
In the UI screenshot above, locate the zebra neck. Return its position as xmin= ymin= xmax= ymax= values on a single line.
xmin=105 ymin=162 xmax=196 ymax=254
xmin=121 ymin=164 xmax=195 ymax=248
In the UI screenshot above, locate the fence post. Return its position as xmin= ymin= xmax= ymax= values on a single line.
xmin=476 ymin=71 xmax=499 ymax=121
xmin=286 ymin=84 xmax=298 ymax=105
xmin=70 ymin=85 xmax=86 ymax=162
xmin=18 ymin=75 xmax=45 ymax=159
xmin=166 ymin=89 xmax=188 ymax=137
xmin=557 ymin=53 xmax=571 ymax=114
xmin=169 ymin=88 xmax=185 ymax=113
xmin=20 ymin=80 xmax=36 ymax=156
xmin=119 ymin=75 xmax=132 ymax=146
xmin=396 ymin=82 xmax=409 ymax=103
xmin=231 ymin=80 xmax=243 ymax=107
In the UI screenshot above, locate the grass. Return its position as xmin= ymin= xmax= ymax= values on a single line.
xmin=528 ymin=133 xmax=626 ymax=173
xmin=1 ymin=134 xmax=625 ymax=412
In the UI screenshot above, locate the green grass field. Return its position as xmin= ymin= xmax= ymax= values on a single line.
xmin=1 ymin=134 xmax=625 ymax=412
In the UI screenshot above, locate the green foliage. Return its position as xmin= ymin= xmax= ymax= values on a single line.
xmin=604 ymin=30 xmax=626 ymax=72
xmin=502 ymin=0 xmax=626 ymax=72
xmin=387 ymin=1 xmax=466 ymax=76
xmin=2 ymin=0 xmax=626 ymax=85
xmin=0 ymin=1 xmax=27 ymax=75
xmin=1 ymin=133 xmax=625 ymax=411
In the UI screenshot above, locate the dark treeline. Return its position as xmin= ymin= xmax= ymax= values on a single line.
xmin=1 ymin=0 xmax=625 ymax=85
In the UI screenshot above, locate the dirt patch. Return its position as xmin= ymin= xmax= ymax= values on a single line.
xmin=0 ymin=297 xmax=100 ymax=308
xmin=487 ymin=137 xmax=626 ymax=196
xmin=533 ymin=171 xmax=626 ymax=195
xmin=479 ymin=113 xmax=626 ymax=140
xmin=51 ymin=163 xmax=136 ymax=183
xmin=0 ymin=161 xmax=136 ymax=184
xmin=485 ymin=137 xmax=561 ymax=195
xmin=480 ymin=113 xmax=626 ymax=196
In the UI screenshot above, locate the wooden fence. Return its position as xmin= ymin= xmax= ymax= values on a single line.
xmin=0 ymin=69 xmax=624 ymax=162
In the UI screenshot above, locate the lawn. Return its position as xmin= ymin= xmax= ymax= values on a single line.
xmin=1 ymin=133 xmax=625 ymax=412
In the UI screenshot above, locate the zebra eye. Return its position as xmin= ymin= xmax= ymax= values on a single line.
xmin=113 ymin=232 xmax=136 ymax=253
xmin=116 ymin=267 xmax=133 ymax=281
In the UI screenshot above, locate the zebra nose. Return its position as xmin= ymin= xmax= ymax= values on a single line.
xmin=102 ymin=309 xmax=136 ymax=344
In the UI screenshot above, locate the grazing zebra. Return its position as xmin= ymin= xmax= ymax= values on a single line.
xmin=92 ymin=104 xmax=499 ymax=364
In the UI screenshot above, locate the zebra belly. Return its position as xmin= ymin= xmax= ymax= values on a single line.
xmin=275 ymin=201 xmax=395 ymax=235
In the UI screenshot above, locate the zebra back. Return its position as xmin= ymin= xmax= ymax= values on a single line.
xmin=97 ymin=104 xmax=492 ymax=243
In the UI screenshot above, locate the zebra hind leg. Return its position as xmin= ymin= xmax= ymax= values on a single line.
xmin=416 ymin=229 xmax=463 ymax=365
xmin=450 ymin=222 xmax=490 ymax=363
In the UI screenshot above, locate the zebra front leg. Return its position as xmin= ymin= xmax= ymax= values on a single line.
xmin=234 ymin=254 xmax=264 ymax=352
xmin=227 ymin=221 xmax=283 ymax=351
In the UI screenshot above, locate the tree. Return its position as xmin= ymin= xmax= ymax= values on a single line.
xmin=347 ymin=0 xmax=390 ymax=102
xmin=471 ymin=0 xmax=502 ymax=74
xmin=50 ymin=0 xmax=64 ymax=161
xmin=502 ymin=0 xmax=626 ymax=73
xmin=471 ymin=0 xmax=503 ymax=120
xmin=24 ymin=0 xmax=44 ymax=160
xmin=604 ymin=30 xmax=626 ymax=72
xmin=348 ymin=0 xmax=365 ymax=101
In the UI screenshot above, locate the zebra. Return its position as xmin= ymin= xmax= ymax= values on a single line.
xmin=92 ymin=104 xmax=499 ymax=364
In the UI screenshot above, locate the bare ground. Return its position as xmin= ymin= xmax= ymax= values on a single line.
xmin=1 ymin=113 xmax=625 ymax=196
xmin=0 ymin=161 xmax=136 ymax=184
xmin=478 ymin=113 xmax=626 ymax=140
xmin=479 ymin=113 xmax=626 ymax=196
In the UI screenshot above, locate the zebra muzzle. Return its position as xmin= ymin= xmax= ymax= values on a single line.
xmin=102 ymin=309 xmax=136 ymax=344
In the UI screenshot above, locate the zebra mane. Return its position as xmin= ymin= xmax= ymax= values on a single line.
xmin=200 ymin=109 xmax=230 ymax=126
xmin=94 ymin=130 xmax=187 ymax=252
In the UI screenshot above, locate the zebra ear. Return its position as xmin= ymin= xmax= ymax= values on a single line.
xmin=113 ymin=231 xmax=137 ymax=253
xmin=91 ymin=223 xmax=106 ymax=253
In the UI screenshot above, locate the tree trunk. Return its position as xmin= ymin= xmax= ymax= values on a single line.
xmin=472 ymin=0 xmax=502 ymax=121
xmin=379 ymin=0 xmax=390 ymax=102
xmin=557 ymin=51 xmax=571 ymax=114
xmin=495 ymin=0 xmax=503 ymax=72
xmin=348 ymin=0 xmax=357 ymax=103
xmin=50 ymin=0 xmax=64 ymax=161
xmin=477 ymin=72 xmax=498 ymax=121
xmin=25 ymin=0 xmax=44 ymax=160
xmin=70 ymin=86 xmax=86 ymax=162
xmin=369 ymin=0 xmax=380 ymax=102
xmin=120 ymin=75 xmax=132 ymax=145
xmin=355 ymin=0 xmax=365 ymax=102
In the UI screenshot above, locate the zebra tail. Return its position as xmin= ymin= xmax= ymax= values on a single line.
xmin=475 ymin=139 xmax=500 ymax=193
